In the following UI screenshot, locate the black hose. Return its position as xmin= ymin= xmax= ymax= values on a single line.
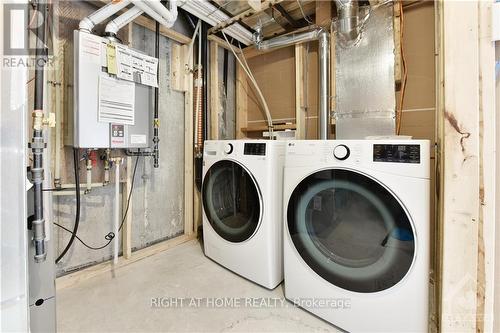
xmin=55 ymin=148 xmax=81 ymax=263
xmin=201 ymin=22 xmax=209 ymax=143
xmin=31 ymin=0 xmax=48 ymax=262
xmin=53 ymin=157 xmax=140 ymax=254
xmin=153 ymin=19 xmax=160 ymax=168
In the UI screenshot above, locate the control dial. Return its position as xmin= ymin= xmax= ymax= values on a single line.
xmin=333 ymin=144 xmax=350 ymax=160
xmin=224 ymin=143 xmax=234 ymax=155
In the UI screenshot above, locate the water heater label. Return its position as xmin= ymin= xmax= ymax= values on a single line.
xmin=130 ymin=134 xmax=147 ymax=144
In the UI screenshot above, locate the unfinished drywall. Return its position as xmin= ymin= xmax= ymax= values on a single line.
xmin=52 ymin=1 xmax=188 ymax=275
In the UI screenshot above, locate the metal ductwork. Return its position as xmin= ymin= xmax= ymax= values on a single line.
xmin=335 ymin=0 xmax=360 ymax=42
xmin=255 ymin=29 xmax=330 ymax=140
xmin=334 ymin=2 xmax=397 ymax=139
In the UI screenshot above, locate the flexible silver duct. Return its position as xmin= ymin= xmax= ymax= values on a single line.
xmin=335 ymin=0 xmax=360 ymax=42
xmin=255 ymin=29 xmax=330 ymax=139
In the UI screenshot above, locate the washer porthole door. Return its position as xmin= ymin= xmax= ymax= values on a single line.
xmin=203 ymin=160 xmax=262 ymax=243
xmin=287 ymin=169 xmax=415 ymax=293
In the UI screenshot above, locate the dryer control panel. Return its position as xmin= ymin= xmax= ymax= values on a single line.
xmin=244 ymin=143 xmax=266 ymax=156
xmin=373 ymin=144 xmax=420 ymax=164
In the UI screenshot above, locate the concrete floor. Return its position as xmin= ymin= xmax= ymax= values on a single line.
xmin=57 ymin=239 xmax=338 ymax=332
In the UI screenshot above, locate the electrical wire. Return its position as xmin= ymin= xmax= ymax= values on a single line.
xmin=54 ymin=223 xmax=114 ymax=250
xmin=396 ymin=0 xmax=408 ymax=135
xmin=296 ymin=0 xmax=313 ymax=25
xmin=221 ymin=31 xmax=274 ymax=136
xmin=54 ymin=156 xmax=140 ymax=259
xmin=55 ymin=148 xmax=81 ymax=263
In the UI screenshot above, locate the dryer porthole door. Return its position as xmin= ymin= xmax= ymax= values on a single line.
xmin=287 ymin=168 xmax=415 ymax=293
xmin=203 ymin=160 xmax=262 ymax=243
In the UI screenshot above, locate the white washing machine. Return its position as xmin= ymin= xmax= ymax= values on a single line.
xmin=202 ymin=140 xmax=285 ymax=289
xmin=283 ymin=140 xmax=430 ymax=332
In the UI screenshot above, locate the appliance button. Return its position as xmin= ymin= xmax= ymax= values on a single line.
xmin=334 ymin=144 xmax=350 ymax=160
xmin=224 ymin=143 xmax=234 ymax=155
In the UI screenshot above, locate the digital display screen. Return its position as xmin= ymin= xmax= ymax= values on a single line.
xmin=373 ymin=144 xmax=420 ymax=163
xmin=244 ymin=143 xmax=266 ymax=156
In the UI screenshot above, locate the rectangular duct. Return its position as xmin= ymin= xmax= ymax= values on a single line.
xmin=334 ymin=3 xmax=396 ymax=139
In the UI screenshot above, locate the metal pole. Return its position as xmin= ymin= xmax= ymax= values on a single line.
xmin=318 ymin=31 xmax=330 ymax=140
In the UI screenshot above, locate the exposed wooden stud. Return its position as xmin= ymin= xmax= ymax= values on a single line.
xmin=477 ymin=1 xmax=497 ymax=331
xmin=295 ymin=44 xmax=306 ymax=139
xmin=184 ymin=44 xmax=195 ymax=236
xmin=56 ymin=234 xmax=196 ymax=290
xmin=171 ymin=43 xmax=185 ymax=92
xmin=236 ymin=63 xmax=248 ymax=139
xmin=208 ymin=35 xmax=241 ymax=53
xmin=315 ymin=0 xmax=333 ymax=29
xmin=242 ymin=123 xmax=296 ymax=133
xmin=210 ymin=41 xmax=220 ymax=140
xmin=122 ymin=156 xmax=133 ymax=259
xmin=247 ymin=0 xmax=262 ymax=11
xmin=437 ymin=0 xmax=495 ymax=330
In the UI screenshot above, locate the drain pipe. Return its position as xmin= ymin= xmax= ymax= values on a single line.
xmin=29 ymin=0 xmax=48 ymax=263
xmin=79 ymin=0 xmax=131 ymax=32
xmin=105 ymin=6 xmax=144 ymax=36
xmin=256 ymin=28 xmax=330 ymax=139
xmin=131 ymin=0 xmax=178 ymax=28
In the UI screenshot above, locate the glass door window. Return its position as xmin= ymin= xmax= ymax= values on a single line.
xmin=203 ymin=160 xmax=261 ymax=243
xmin=287 ymin=169 xmax=415 ymax=293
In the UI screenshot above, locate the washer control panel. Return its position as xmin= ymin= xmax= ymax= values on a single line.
xmin=373 ymin=144 xmax=420 ymax=163
xmin=244 ymin=143 xmax=266 ymax=156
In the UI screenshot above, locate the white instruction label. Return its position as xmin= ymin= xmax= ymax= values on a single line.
xmin=130 ymin=134 xmax=147 ymax=144
xmin=115 ymin=44 xmax=158 ymax=87
xmin=98 ymin=74 xmax=135 ymax=125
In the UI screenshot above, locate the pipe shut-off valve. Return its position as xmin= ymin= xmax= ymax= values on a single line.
xmin=28 ymin=110 xmax=55 ymax=263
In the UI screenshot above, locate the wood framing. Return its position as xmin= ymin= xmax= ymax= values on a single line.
xmin=437 ymin=1 xmax=497 ymax=331
xmin=477 ymin=2 xmax=496 ymax=331
xmin=315 ymin=0 xmax=333 ymax=28
xmin=122 ymin=156 xmax=133 ymax=259
xmin=171 ymin=43 xmax=188 ymax=92
xmin=56 ymin=234 xmax=196 ymax=290
xmin=210 ymin=41 xmax=220 ymax=140
xmin=295 ymin=44 xmax=306 ymax=139
xmin=208 ymin=35 xmax=241 ymax=53
xmin=184 ymin=44 xmax=195 ymax=236
xmin=235 ymin=63 xmax=248 ymax=139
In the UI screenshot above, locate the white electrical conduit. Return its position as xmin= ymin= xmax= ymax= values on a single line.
xmin=222 ymin=32 xmax=273 ymax=135
xmin=53 ymin=36 xmax=62 ymax=186
xmin=131 ymin=0 xmax=177 ymax=28
xmin=186 ymin=20 xmax=201 ymax=70
xmin=113 ymin=159 xmax=122 ymax=265
xmin=105 ymin=6 xmax=144 ymax=35
xmin=79 ymin=0 xmax=131 ymax=31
